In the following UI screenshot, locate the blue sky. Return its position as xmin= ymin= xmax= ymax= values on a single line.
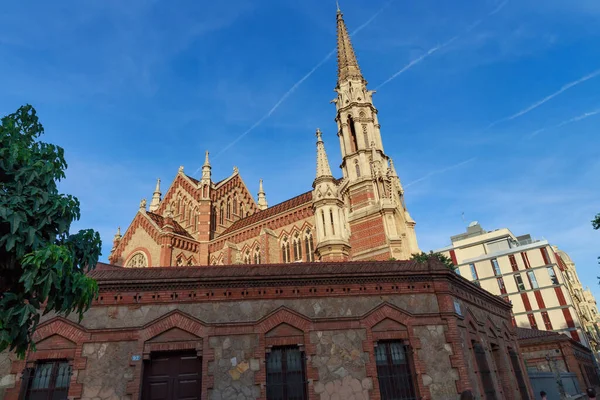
xmin=1 ymin=0 xmax=599 ymax=296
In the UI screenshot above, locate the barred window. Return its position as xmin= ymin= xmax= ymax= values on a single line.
xmin=22 ymin=360 xmax=71 ymax=400
xmin=266 ymin=346 xmax=307 ymax=400
xmin=374 ymin=341 xmax=417 ymax=400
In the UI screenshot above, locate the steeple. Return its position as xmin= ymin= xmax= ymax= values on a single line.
xmin=201 ymin=151 xmax=212 ymax=184
xmin=315 ymin=129 xmax=333 ymax=181
xmin=149 ymin=178 xmax=162 ymax=212
xmin=257 ymin=179 xmax=268 ymax=210
xmin=336 ymin=5 xmax=363 ymax=84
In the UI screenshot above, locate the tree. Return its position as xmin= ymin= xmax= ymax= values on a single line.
xmin=0 ymin=105 xmax=101 ymax=357
xmin=411 ymin=251 xmax=456 ymax=271
xmin=594 ymin=213 xmax=600 ymax=269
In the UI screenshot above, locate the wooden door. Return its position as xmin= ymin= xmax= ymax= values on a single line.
xmin=142 ymin=351 xmax=202 ymax=400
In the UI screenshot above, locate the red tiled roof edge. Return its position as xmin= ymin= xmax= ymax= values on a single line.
xmin=146 ymin=212 xmax=193 ymax=238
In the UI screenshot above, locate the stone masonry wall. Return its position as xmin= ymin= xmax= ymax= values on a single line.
xmin=413 ymin=325 xmax=458 ymax=399
xmin=41 ymin=295 xmax=438 ymax=329
xmin=0 ymin=351 xmax=15 ymax=398
xmin=208 ymin=335 xmax=261 ymax=400
xmin=310 ymin=329 xmax=373 ymax=400
xmin=79 ymin=342 xmax=136 ymax=400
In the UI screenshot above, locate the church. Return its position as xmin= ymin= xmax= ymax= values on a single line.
xmin=0 ymin=8 xmax=535 ymax=400
xmin=108 ymin=6 xmax=419 ymax=268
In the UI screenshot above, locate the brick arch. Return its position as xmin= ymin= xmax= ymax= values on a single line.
xmin=124 ymin=247 xmax=152 ymax=267
xmin=139 ymin=310 xmax=206 ymax=342
xmin=255 ymin=307 xmax=311 ymax=334
xmin=360 ymin=302 xmax=414 ymax=328
xmin=32 ymin=317 xmax=89 ymax=345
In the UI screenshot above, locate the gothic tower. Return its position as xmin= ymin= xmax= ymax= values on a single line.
xmin=331 ymin=7 xmax=419 ymax=260
xmin=312 ymin=129 xmax=351 ymax=261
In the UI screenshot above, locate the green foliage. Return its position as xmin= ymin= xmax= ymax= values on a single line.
xmin=411 ymin=251 xmax=456 ymax=271
xmin=593 ymin=213 xmax=600 ymax=231
xmin=0 ymin=105 xmax=101 ymax=358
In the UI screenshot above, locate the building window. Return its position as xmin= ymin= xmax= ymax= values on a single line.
xmin=514 ymin=274 xmax=526 ymax=292
xmin=540 ymin=247 xmax=550 ymax=265
xmin=227 ymin=199 xmax=231 ymax=220
xmin=527 ymin=271 xmax=539 ymax=289
xmin=547 ymin=267 xmax=559 ymax=285
xmin=497 ymin=278 xmax=507 ymax=295
xmin=455 ymin=268 xmax=461 ymax=276
xmin=219 ymin=204 xmax=224 ymax=225
xmin=469 ymin=263 xmax=478 ymax=281
xmin=521 ymin=252 xmax=531 ymax=269
xmin=281 ymin=238 xmax=290 ymax=263
xmin=22 ymin=360 xmax=71 ymax=400
xmin=244 ymin=250 xmax=251 ymax=264
xmin=304 ymin=230 xmax=314 ymax=262
xmin=509 ymin=254 xmax=519 ymax=272
xmin=472 ymin=342 xmax=497 ymax=400
xmin=375 ymin=341 xmax=417 ymax=400
xmin=233 ymin=195 xmax=238 ymax=215
xmin=254 ymin=248 xmax=261 ymax=264
xmin=293 ymin=233 xmax=302 ymax=261
xmin=266 ymin=346 xmax=307 ymax=400
xmin=355 ymin=161 xmax=361 ymax=178
xmin=329 ymin=210 xmax=336 ymax=235
xmin=347 ymin=115 xmax=358 ymax=152
xmin=508 ymin=349 xmax=531 ymax=400
xmin=527 ymin=314 xmax=538 ymax=330
xmin=541 ymin=312 xmax=553 ymax=330
xmin=491 ymin=258 xmax=501 ymax=276
xmin=126 ymin=252 xmax=148 ymax=268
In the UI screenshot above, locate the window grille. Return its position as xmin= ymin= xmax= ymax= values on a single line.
xmin=21 ymin=361 xmax=71 ymax=400
xmin=375 ymin=341 xmax=417 ymax=400
xmin=266 ymin=347 xmax=307 ymax=400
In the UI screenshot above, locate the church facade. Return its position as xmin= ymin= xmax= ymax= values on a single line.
xmin=108 ymin=8 xmax=419 ymax=269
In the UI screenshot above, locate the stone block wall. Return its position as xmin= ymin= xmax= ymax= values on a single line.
xmin=208 ymin=335 xmax=261 ymax=400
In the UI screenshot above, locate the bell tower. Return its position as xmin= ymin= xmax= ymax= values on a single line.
xmin=332 ymin=7 xmax=419 ymax=260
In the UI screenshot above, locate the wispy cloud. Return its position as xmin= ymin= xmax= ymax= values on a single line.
xmin=527 ymin=108 xmax=600 ymax=138
xmin=200 ymin=1 xmax=394 ymax=171
xmin=405 ymin=158 xmax=476 ymax=188
xmin=375 ymin=0 xmax=508 ymax=90
xmin=486 ymin=68 xmax=600 ymax=130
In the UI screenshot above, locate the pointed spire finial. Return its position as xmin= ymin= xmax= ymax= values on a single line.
xmin=149 ymin=178 xmax=162 ymax=212
xmin=257 ymin=179 xmax=268 ymax=210
xmin=336 ymin=5 xmax=363 ymax=84
xmin=113 ymin=226 xmax=122 ymax=241
xmin=336 ymin=0 xmax=341 ymax=13
xmin=204 ymin=151 xmax=210 ymax=166
xmin=315 ymin=128 xmax=333 ymax=180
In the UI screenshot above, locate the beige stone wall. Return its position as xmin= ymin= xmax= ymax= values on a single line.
xmin=42 ymin=295 xmax=439 ymax=329
xmin=208 ymin=335 xmax=260 ymax=400
xmin=0 ymin=351 xmax=15 ymax=398
xmin=414 ymin=325 xmax=458 ymax=398
xmin=310 ymin=329 xmax=372 ymax=400
xmin=121 ymin=227 xmax=160 ymax=267
xmin=78 ymin=342 xmax=136 ymax=400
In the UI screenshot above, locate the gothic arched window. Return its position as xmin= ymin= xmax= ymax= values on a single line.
xmin=244 ymin=250 xmax=251 ymax=264
xmin=211 ymin=206 xmax=217 ymax=229
xmin=188 ymin=206 xmax=193 ymax=226
xmin=355 ymin=161 xmax=361 ymax=178
xmin=321 ymin=210 xmax=327 ymax=236
xmin=347 ymin=115 xmax=358 ymax=152
xmin=305 ymin=229 xmax=314 ymax=262
xmin=219 ymin=203 xmax=224 ymax=225
xmin=226 ymin=198 xmax=231 ymax=220
xmin=126 ymin=252 xmax=148 ymax=268
xmin=293 ymin=233 xmax=302 ymax=261
xmin=233 ymin=195 xmax=238 ymax=215
xmin=193 ymin=209 xmax=198 ymax=232
xmin=254 ymin=248 xmax=261 ymax=264
xmin=329 ymin=209 xmax=336 ymax=235
xmin=281 ymin=237 xmax=290 ymax=263
xmin=176 ymin=256 xmax=184 ymax=266
xmin=181 ymin=201 xmax=187 ymax=223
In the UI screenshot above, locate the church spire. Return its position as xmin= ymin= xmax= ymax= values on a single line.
xmin=257 ymin=179 xmax=268 ymax=210
xmin=201 ymin=150 xmax=212 ymax=184
xmin=315 ymin=129 xmax=333 ymax=181
xmin=336 ymin=5 xmax=363 ymax=84
xmin=149 ymin=178 xmax=162 ymax=212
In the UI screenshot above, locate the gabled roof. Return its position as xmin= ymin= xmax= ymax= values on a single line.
xmin=146 ymin=212 xmax=193 ymax=238
xmin=220 ymin=190 xmax=312 ymax=236
xmin=517 ymin=327 xmax=562 ymax=341
xmin=185 ymin=174 xmax=199 ymax=185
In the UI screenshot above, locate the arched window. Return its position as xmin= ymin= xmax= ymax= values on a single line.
xmin=211 ymin=206 xmax=217 ymax=229
xmin=126 ymin=252 xmax=148 ymax=268
xmin=233 ymin=195 xmax=238 ymax=215
xmin=330 ymin=209 xmax=336 ymax=235
xmin=176 ymin=256 xmax=184 ymax=266
xmin=254 ymin=248 xmax=261 ymax=264
xmin=240 ymin=202 xmax=244 ymax=217
xmin=176 ymin=197 xmax=181 ymax=215
xmin=347 ymin=115 xmax=358 ymax=152
xmin=293 ymin=233 xmax=302 ymax=261
xmin=363 ymin=124 xmax=369 ymax=148
xmin=181 ymin=201 xmax=187 ymax=222
xmin=219 ymin=203 xmax=224 ymax=225
xmin=244 ymin=250 xmax=251 ymax=264
xmin=321 ymin=210 xmax=327 ymax=236
xmin=186 ymin=259 xmax=193 ymax=266
xmin=194 ymin=210 xmax=198 ymax=232
xmin=305 ymin=229 xmax=314 ymax=262
xmin=226 ymin=198 xmax=231 ymax=220
xmin=355 ymin=161 xmax=361 ymax=178
xmin=188 ymin=206 xmax=193 ymax=226
xmin=281 ymin=237 xmax=290 ymax=263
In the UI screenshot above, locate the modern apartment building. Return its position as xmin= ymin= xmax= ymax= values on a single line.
xmin=435 ymin=222 xmax=587 ymax=347
xmin=555 ymin=247 xmax=600 ymax=352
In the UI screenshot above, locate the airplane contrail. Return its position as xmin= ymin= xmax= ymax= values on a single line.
xmin=200 ymin=1 xmax=394 ymax=170
xmin=375 ymin=0 xmax=508 ymax=90
xmin=527 ymin=108 xmax=600 ymax=139
xmin=485 ymin=68 xmax=600 ymax=131
xmin=405 ymin=158 xmax=476 ymax=188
